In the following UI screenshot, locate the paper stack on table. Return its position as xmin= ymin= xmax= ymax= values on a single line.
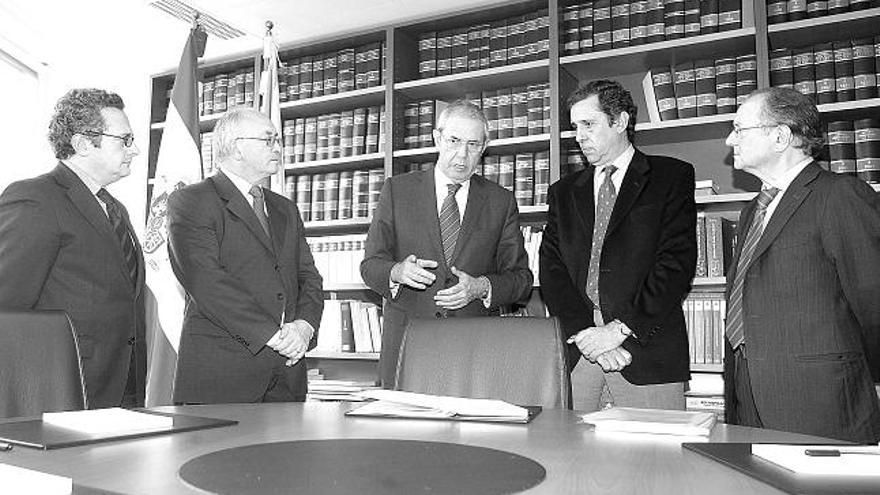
xmin=581 ymin=407 xmax=716 ymax=436
xmin=43 ymin=408 xmax=173 ymax=434
xmin=752 ymin=444 xmax=880 ymax=476
xmin=0 ymin=464 xmax=72 ymax=494
xmin=348 ymin=389 xmax=530 ymax=422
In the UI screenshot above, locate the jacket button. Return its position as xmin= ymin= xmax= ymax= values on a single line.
xmin=277 ymin=293 xmax=285 ymax=300
xmin=127 ymin=337 xmax=136 ymax=345
xmin=435 ymin=311 xmax=443 ymax=318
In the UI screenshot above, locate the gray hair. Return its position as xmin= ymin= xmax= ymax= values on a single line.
xmin=436 ymin=100 xmax=489 ymax=142
xmin=212 ymin=107 xmax=267 ymax=163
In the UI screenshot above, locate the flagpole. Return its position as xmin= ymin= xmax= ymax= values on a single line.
xmin=260 ymin=20 xmax=285 ymax=192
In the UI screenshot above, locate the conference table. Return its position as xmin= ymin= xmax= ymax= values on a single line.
xmin=0 ymin=402 xmax=838 ymax=494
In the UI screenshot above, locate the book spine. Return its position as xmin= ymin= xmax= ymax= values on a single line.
xmin=704 ymin=215 xmax=723 ymax=277
xmin=490 ymin=20 xmax=508 ymax=68
xmin=316 ymin=114 xmax=329 ymax=161
xmin=437 ymin=29 xmax=453 ymax=76
xmin=593 ymin=0 xmax=613 ymax=51
xmin=299 ymin=56 xmax=313 ymax=99
xmin=787 ymin=0 xmax=807 ymax=21
xmin=366 ymin=106 xmax=380 ymax=154
xmin=699 ymin=0 xmax=719 ymax=33
xmin=294 ymin=118 xmax=306 ymax=163
xmin=304 ymin=116 xmax=318 ymax=162
xmin=534 ymin=150 xmax=550 ymax=206
xmin=202 ymin=80 xmax=214 ymax=115
xmin=514 ymin=152 xmax=535 ymax=206
xmin=735 ymin=54 xmax=758 ymax=107
xmin=854 ymin=118 xmax=880 ymax=183
xmin=213 ymin=73 xmax=228 ymax=114
xmin=324 ymin=172 xmax=340 ymax=220
xmin=611 ymin=0 xmax=631 ymax=48
xmin=338 ymin=48 xmax=355 ymax=93
xmin=674 ymin=61 xmax=697 ymax=119
xmin=769 ymin=48 xmax=794 ymax=89
xmin=684 ymin=0 xmax=701 ymax=37
xmin=792 ymin=47 xmax=816 ymax=101
xmin=814 ymin=42 xmax=836 ymax=105
xmin=806 ymin=0 xmax=827 ymax=17
xmin=283 ymin=121 xmax=295 ymax=168
xmin=419 ymin=31 xmax=437 ymax=79
xmin=542 ymin=84 xmax=551 ymax=134
xmin=694 ymin=59 xmax=717 ymax=116
xmin=352 ymin=170 xmax=370 ymax=218
xmin=404 ymin=102 xmax=420 ymax=149
xmin=353 ymin=107 xmax=366 ymax=156
xmin=695 ymin=212 xmax=708 ymax=277
xmin=717 ymin=0 xmax=740 ymax=31
xmin=366 ymin=42 xmax=381 ymax=88
xmin=827 ymin=120 xmax=857 ymax=175
xmin=419 ymin=100 xmax=435 ymax=149
xmin=340 ymin=110 xmax=354 ymax=158
xmin=451 ymin=28 xmax=469 ymax=74
xmin=652 ymin=66 xmax=679 ymax=120
xmin=311 ymin=173 xmax=325 ymax=221
xmin=328 ymin=113 xmax=341 ymax=159
xmin=287 ymin=59 xmax=300 ymax=101
xmin=468 ymin=26 xmax=482 ymax=72
xmin=355 ymin=44 xmax=368 ymax=89
xmin=284 ymin=175 xmax=295 ymax=204
xmin=833 ymin=40 xmax=855 ymax=103
xmin=562 ymin=5 xmax=581 ymax=56
xmin=645 ymin=0 xmax=665 ymax=43
xmin=497 ymin=88 xmax=514 ymax=139
xmin=368 ymin=169 xmax=384 ymax=218
xmin=715 ymin=56 xmax=737 ymax=113
xmin=852 ymin=38 xmax=878 ymax=100
xmin=664 ymin=0 xmax=686 ymax=40
xmin=767 ymin=0 xmax=788 ymax=22
xmin=482 ymin=90 xmax=499 ymax=140
xmin=498 ymin=154 xmax=515 ymax=191
xmin=483 ymin=155 xmax=500 ymax=184
xmin=296 ymin=174 xmax=312 ymax=222
xmin=312 ymin=55 xmax=324 ymax=98
xmin=480 ymin=23 xmax=491 ymax=69
xmin=630 ymin=0 xmax=648 ymax=46
xmin=324 ymin=53 xmax=338 ymax=95
xmin=580 ymin=2 xmax=595 ymax=52
xmin=527 ymin=85 xmax=544 ymax=136
xmin=512 ymin=87 xmax=529 ymax=137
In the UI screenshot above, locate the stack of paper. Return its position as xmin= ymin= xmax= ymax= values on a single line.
xmin=43 ymin=408 xmax=173 ymax=434
xmin=0 ymin=464 xmax=72 ymax=494
xmin=307 ymin=379 xmax=380 ymax=401
xmin=752 ymin=444 xmax=880 ymax=476
xmin=348 ymin=390 xmax=531 ymax=422
xmin=582 ymin=407 xmax=716 ymax=436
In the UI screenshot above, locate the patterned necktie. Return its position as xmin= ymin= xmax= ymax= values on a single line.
xmin=249 ymin=185 xmax=271 ymax=237
xmin=97 ymin=188 xmax=138 ymax=287
xmin=726 ymin=187 xmax=780 ymax=350
xmin=586 ymin=165 xmax=618 ymax=308
xmin=439 ymin=183 xmax=462 ymax=265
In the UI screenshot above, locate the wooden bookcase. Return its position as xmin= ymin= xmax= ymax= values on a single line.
xmin=147 ymin=0 xmax=880 ymax=388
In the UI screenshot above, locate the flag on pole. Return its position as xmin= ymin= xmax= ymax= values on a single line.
xmin=259 ymin=22 xmax=284 ymax=191
xmin=142 ymin=25 xmax=207 ymax=406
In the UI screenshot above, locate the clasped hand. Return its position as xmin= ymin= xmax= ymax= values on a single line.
xmin=568 ymin=323 xmax=631 ymax=372
xmin=268 ymin=320 xmax=312 ymax=366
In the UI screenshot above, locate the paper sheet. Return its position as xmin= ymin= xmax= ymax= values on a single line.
xmin=751 ymin=444 xmax=880 ymax=476
xmin=43 ymin=408 xmax=173 ymax=434
xmin=581 ymin=407 xmax=716 ymax=436
xmin=0 ymin=464 xmax=72 ymax=494
xmin=357 ymin=390 xmax=528 ymax=419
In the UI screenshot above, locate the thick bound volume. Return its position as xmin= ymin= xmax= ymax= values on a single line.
xmin=479 ymin=24 xmax=491 ymax=69
xmin=419 ymin=100 xmax=435 ymax=148
xmin=852 ymin=38 xmax=877 ymax=100
xmin=482 ymin=90 xmax=499 ymax=140
xmin=695 ymin=212 xmax=707 ymax=277
xmin=324 ymin=53 xmax=338 ymax=96
xmin=806 ymin=0 xmax=827 ymax=17
xmin=338 ymin=171 xmax=354 ymax=220
xmin=512 ymin=87 xmax=529 ymax=137
xmin=304 ymin=117 xmax=318 ymax=162
xmin=282 ymin=121 xmax=295 ymax=167
xmin=814 ymin=42 xmax=836 ymax=104
xmin=498 ymin=154 xmax=515 ymax=191
xmin=562 ymin=5 xmax=581 ymax=55
xmin=202 ymin=79 xmax=213 ymax=115
xmin=828 ymin=0 xmax=848 ymax=15
xmin=299 ymin=56 xmax=313 ymax=99
xmin=850 ymin=0 xmax=872 ymax=9
xmin=340 ymin=110 xmax=354 ymax=157
xmin=735 ymin=54 xmax=758 ymax=107
xmin=630 ymin=0 xmax=648 ymax=46
xmin=717 ymin=0 xmax=740 ymax=31
xmin=296 ymin=175 xmax=312 ymax=222
xmin=827 ymin=120 xmax=856 ymax=175
xmin=497 ymin=88 xmax=514 ymax=139
xmin=536 ymin=10 xmax=551 ymax=61
xmin=715 ymin=57 xmax=737 ymax=113
xmin=365 ymin=42 xmax=383 ymax=88
xmin=293 ymin=118 xmax=306 ymax=163
xmin=338 ymin=48 xmax=355 ymax=93
xmin=611 ymin=0 xmax=631 ymax=48
xmin=705 ymin=215 xmax=735 ymax=277
xmin=580 ymin=2 xmax=595 ymax=52
xmin=695 ymin=59 xmax=717 ymax=116
xmin=490 ymin=20 xmax=507 ymax=67
xmin=324 ymin=172 xmax=340 ymax=221
xmin=792 ymin=47 xmax=817 ymax=101
xmin=645 ymin=0 xmax=665 ymax=43
xmin=379 ymin=105 xmax=386 ymax=154
xmin=365 ymin=106 xmax=380 ymax=154
xmin=652 ymin=67 xmax=679 ymax=120
xmin=482 ymin=155 xmax=500 ymax=184
xmin=356 ymin=43 xmax=374 ymax=88
xmin=684 ymin=0 xmax=701 ymax=37
xmin=213 ymin=73 xmax=227 ymax=114
xmin=514 ymin=153 xmax=535 ymax=206
xmin=284 ymin=176 xmax=296 ymax=202
xmin=316 ymin=115 xmax=329 ymax=161
xmin=699 ymin=0 xmax=719 ymax=33
xmin=787 ymin=0 xmax=807 ymax=20
xmin=403 ymin=102 xmax=420 ymax=149
xmin=527 ymin=85 xmax=544 ymax=135
xmin=674 ymin=62 xmax=698 ymax=119
xmin=451 ymin=28 xmax=468 ymax=74
xmin=286 ymin=63 xmax=300 ymax=101
xmin=330 ymin=113 xmax=344 ymax=159
xmin=352 ymin=107 xmax=367 ymax=156
xmin=352 ymin=170 xmax=370 ymax=218
xmin=534 ymin=151 xmax=550 ymax=205
xmin=368 ymin=169 xmax=385 ymax=217
xmin=311 ymin=173 xmax=326 ymax=222
xmin=664 ymin=0 xmax=686 ymax=40
xmin=542 ymin=84 xmax=551 ymax=133
xmin=506 ymin=15 xmax=523 ymax=65
xmin=769 ymin=48 xmax=794 ymax=88
xmin=833 ymin=40 xmax=855 ymax=102
xmin=855 ymin=118 xmax=880 ymax=183
xmin=467 ymin=26 xmax=482 ymax=71
xmin=312 ymin=56 xmax=324 ymax=98
xmin=593 ymin=0 xmax=613 ymax=51
xmin=767 ymin=0 xmax=788 ymax=23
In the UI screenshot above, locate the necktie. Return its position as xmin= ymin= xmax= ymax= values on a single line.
xmin=586 ymin=165 xmax=618 ymax=308
xmin=97 ymin=189 xmax=138 ymax=287
xmin=249 ymin=185 xmax=271 ymax=237
xmin=439 ymin=183 xmax=462 ymax=266
xmin=725 ymin=187 xmax=780 ymax=350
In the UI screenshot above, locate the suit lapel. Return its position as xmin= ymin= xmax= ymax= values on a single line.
xmin=118 ymin=200 xmax=146 ymax=297
xmin=53 ymin=163 xmax=116 ymax=242
xmin=419 ymin=170 xmax=446 ymax=266
xmin=750 ymin=162 xmax=818 ymax=264
xmin=212 ymin=172 xmax=276 ymax=255
xmin=571 ymin=168 xmax=595 ymax=293
xmin=453 ymin=175 xmax=487 ymax=265
xmin=265 ymin=192 xmax=289 ymax=255
xmin=607 ymin=150 xmax=649 ymax=236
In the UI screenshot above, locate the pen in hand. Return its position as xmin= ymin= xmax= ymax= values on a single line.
xmin=804 ymin=448 xmax=880 ymax=457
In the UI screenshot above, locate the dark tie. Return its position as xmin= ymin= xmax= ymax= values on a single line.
xmin=249 ymin=185 xmax=271 ymax=237
xmin=439 ymin=183 xmax=462 ymax=266
xmin=97 ymin=189 xmax=138 ymax=287
xmin=586 ymin=165 xmax=618 ymax=307
xmin=726 ymin=187 xmax=780 ymax=350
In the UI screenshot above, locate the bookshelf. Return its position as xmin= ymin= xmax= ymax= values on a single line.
xmin=148 ymin=0 xmax=880 ymax=390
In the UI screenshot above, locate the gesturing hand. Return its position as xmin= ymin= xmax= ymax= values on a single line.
xmin=434 ymin=266 xmax=488 ymax=310
xmin=390 ymin=254 xmax=438 ymax=290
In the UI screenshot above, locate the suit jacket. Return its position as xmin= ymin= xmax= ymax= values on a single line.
xmin=360 ymin=169 xmax=533 ymax=386
xmin=723 ymin=162 xmax=880 ymax=443
xmin=0 ymin=163 xmax=146 ymax=408
xmin=539 ymin=150 xmax=696 ymax=385
xmin=167 ymin=171 xmax=323 ymax=404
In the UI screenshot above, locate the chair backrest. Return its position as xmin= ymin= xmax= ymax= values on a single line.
xmin=394 ymin=317 xmax=572 ymax=409
xmin=0 ymin=310 xmax=88 ymax=418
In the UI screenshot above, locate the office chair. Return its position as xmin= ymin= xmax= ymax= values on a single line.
xmin=394 ymin=316 xmax=572 ymax=409
xmin=0 ymin=310 xmax=88 ymax=418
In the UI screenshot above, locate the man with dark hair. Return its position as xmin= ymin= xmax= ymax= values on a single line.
xmin=167 ymin=108 xmax=323 ymax=404
xmin=0 ymin=88 xmax=146 ymax=408
xmin=540 ymin=80 xmax=696 ymax=411
xmin=723 ymin=87 xmax=880 ymax=442
xmin=361 ymin=100 xmax=533 ymax=387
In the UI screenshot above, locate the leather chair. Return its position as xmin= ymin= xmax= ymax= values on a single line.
xmin=394 ymin=316 xmax=572 ymax=409
xmin=0 ymin=310 xmax=88 ymax=418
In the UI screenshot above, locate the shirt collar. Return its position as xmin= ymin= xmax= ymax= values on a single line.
xmin=222 ymin=167 xmax=259 ymax=201
xmin=62 ymin=160 xmax=103 ymax=195
xmin=763 ymin=156 xmax=812 ymax=192
xmin=433 ymin=165 xmax=471 ymax=197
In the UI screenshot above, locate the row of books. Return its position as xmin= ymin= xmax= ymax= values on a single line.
xmin=646 ymin=53 xmax=757 ymax=122
xmin=695 ymin=213 xmax=737 ymax=279
xmin=766 ymin=0 xmax=876 ymax=24
xmin=307 ymin=234 xmax=367 ymax=286
xmin=825 ymin=118 xmax=880 ymax=183
xmin=284 ymin=169 xmax=385 ymax=223
xmin=278 ymin=41 xmax=385 ymax=102
xmin=770 ymin=36 xmax=880 ymax=105
xmin=197 ymin=68 xmax=256 ymax=117
xmin=403 ymin=151 xmax=551 ymax=206
xmin=281 ymin=106 xmax=385 ymax=165
xmin=417 ymin=9 xmax=550 ymax=79
xmin=560 ymin=0 xmax=742 ymax=56
xmin=684 ymin=291 xmax=726 ymax=366
xmin=316 ymin=299 xmax=383 ymax=353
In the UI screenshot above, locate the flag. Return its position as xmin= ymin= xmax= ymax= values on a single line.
xmin=142 ymin=26 xmax=207 ymax=406
xmin=259 ymin=26 xmax=284 ymax=190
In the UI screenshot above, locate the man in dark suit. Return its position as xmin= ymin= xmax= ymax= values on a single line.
xmin=0 ymin=88 xmax=146 ymax=408
xmin=361 ymin=100 xmax=533 ymax=387
xmin=723 ymin=87 xmax=880 ymax=443
xmin=539 ymin=80 xmax=696 ymax=412
xmin=167 ymin=108 xmax=323 ymax=404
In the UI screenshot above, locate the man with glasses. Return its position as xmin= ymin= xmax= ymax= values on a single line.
xmin=361 ymin=100 xmax=533 ymax=387
xmin=167 ymin=108 xmax=323 ymax=404
xmin=723 ymin=87 xmax=880 ymax=442
xmin=540 ymin=80 xmax=696 ymax=412
xmin=0 ymin=88 xmax=146 ymax=408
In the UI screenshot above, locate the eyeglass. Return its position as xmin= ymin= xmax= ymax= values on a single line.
xmin=730 ymin=124 xmax=777 ymax=138
xmin=440 ymin=134 xmax=485 ymax=154
xmin=235 ymin=135 xmax=281 ymax=148
xmin=83 ymin=131 xmax=135 ymax=147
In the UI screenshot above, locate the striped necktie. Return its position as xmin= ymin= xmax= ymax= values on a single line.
xmin=725 ymin=187 xmax=780 ymax=350
xmin=97 ymin=188 xmax=138 ymax=287
xmin=439 ymin=183 xmax=462 ymax=266
xmin=586 ymin=165 xmax=618 ymax=308
xmin=249 ymin=185 xmax=271 ymax=237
